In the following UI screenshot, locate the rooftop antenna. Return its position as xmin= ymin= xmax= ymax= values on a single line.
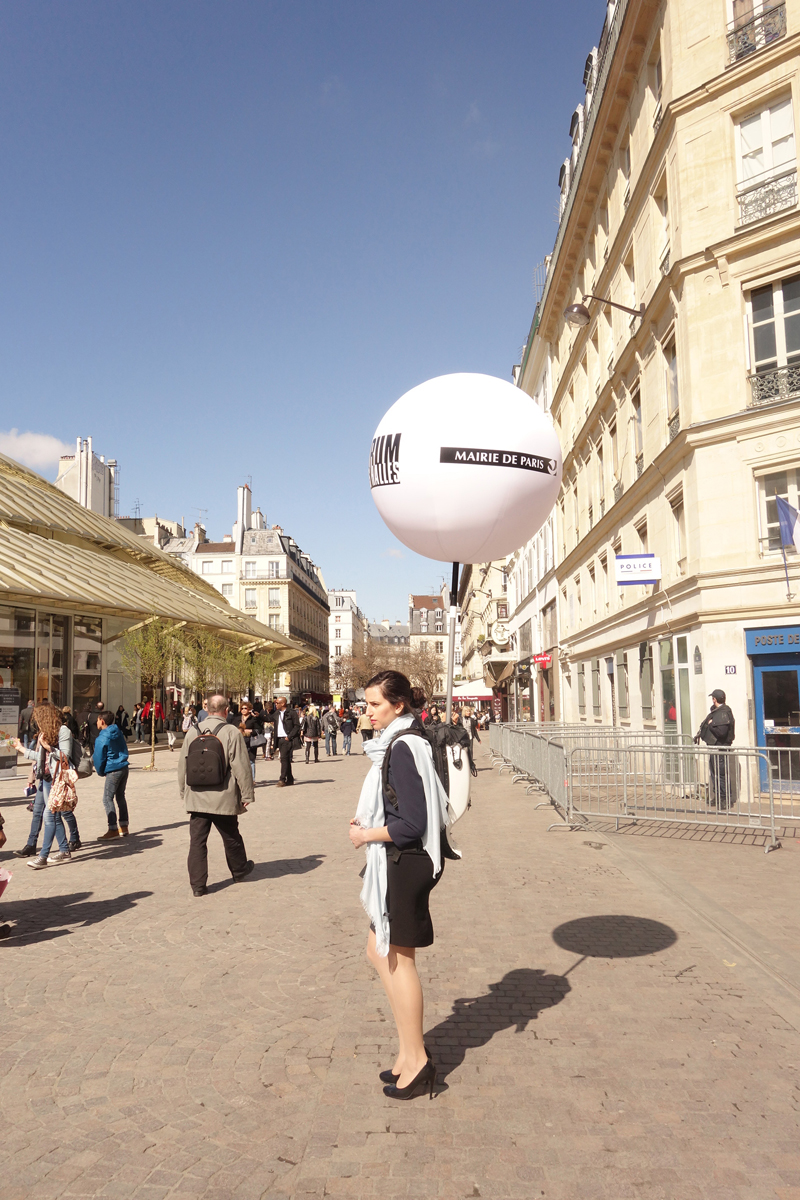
xmin=245 ymin=475 xmax=252 ymax=489
xmin=132 ymin=497 xmax=142 ymax=520
xmin=194 ymin=507 xmax=208 ymax=522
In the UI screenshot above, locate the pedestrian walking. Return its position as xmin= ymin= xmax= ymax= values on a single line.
xmin=61 ymin=706 xmax=80 ymax=740
xmin=12 ymin=703 xmax=82 ymax=862
xmin=461 ymin=706 xmax=481 ymax=744
xmin=349 ymin=670 xmax=448 ymax=1100
xmin=267 ymin=697 xmax=301 ymax=787
xmin=86 ymin=700 xmax=105 ymax=750
xmin=695 ymin=689 xmax=736 ymax=809
xmin=302 ymin=709 xmax=321 ymax=763
xmin=132 ymin=703 xmax=144 ymax=742
xmin=262 ymin=700 xmax=275 ymax=759
xmin=115 ymin=705 xmax=130 ymax=738
xmin=357 ymin=710 xmax=374 ymax=754
xmin=341 ymin=709 xmax=357 ymax=756
xmin=322 ymin=707 xmax=340 ymax=756
xmin=18 ymin=698 xmax=35 ymax=748
xmin=93 ymin=710 xmax=131 ymax=839
xmin=178 ymin=694 xmax=254 ymax=896
xmin=239 ymin=700 xmax=259 ymax=781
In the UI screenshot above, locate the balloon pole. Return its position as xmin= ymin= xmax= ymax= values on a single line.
xmin=445 ymin=562 xmax=460 ymax=724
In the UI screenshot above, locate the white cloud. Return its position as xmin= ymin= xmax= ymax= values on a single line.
xmin=0 ymin=428 xmax=73 ymax=472
xmin=382 ymin=548 xmax=404 ymax=560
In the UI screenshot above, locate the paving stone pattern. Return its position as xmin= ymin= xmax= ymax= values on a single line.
xmin=1 ymin=741 xmax=800 ymax=1199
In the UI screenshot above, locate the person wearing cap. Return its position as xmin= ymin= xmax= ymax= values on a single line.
xmin=695 ymin=690 xmax=736 ymax=809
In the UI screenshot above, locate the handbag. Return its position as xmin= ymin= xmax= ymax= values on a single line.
xmin=249 ymin=732 xmax=267 ymax=747
xmin=48 ymin=754 xmax=79 ymax=813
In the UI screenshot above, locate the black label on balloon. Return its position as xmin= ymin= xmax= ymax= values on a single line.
xmin=440 ymin=446 xmax=558 ymax=475
xmin=369 ymin=432 xmax=402 ymax=487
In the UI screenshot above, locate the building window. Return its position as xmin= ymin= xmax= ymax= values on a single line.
xmin=591 ymin=658 xmax=601 ymax=717
xmin=670 ymin=493 xmax=686 ymax=572
xmin=664 ymin=338 xmax=679 ymax=437
xmin=268 ymin=560 xmax=280 ymax=578
xmin=222 ymin=583 xmax=233 ymax=598
xmin=268 ymin=614 xmax=281 ymax=630
xmin=201 ymin=560 xmax=213 ymax=574
xmin=267 ymin=588 xmax=279 ymax=608
xmin=435 ymin=641 xmax=444 ymax=654
xmin=759 ymin=468 xmax=800 ymax=551
xmin=244 ymin=561 xmax=256 ymax=578
xmin=335 ymin=615 xmax=341 ymax=622
xmin=616 ymin=649 xmax=629 ymax=718
xmin=631 ymin=388 xmax=643 ymax=473
xmin=736 ymin=97 xmax=796 ymax=225
xmin=222 ymin=560 xmax=233 ymax=573
xmin=636 ymin=520 xmax=649 ymax=554
xmin=335 ymin=628 xmax=341 ymax=638
xmin=335 ymin=645 xmax=342 ymax=656
xmin=245 ymin=589 xmax=257 ymax=608
xmin=577 ymin=662 xmax=586 ymax=715
xmin=435 ymin=623 xmax=443 ymax=633
xmin=589 ymin=566 xmax=596 ymax=614
xmin=497 ymin=603 xmax=508 ymax=619
xmin=639 ymin=642 xmax=654 ymax=719
xmin=728 ymin=0 xmax=787 ymax=63
xmin=748 ymin=274 xmax=800 ymax=405
xmin=520 ymin=619 xmax=532 ymax=656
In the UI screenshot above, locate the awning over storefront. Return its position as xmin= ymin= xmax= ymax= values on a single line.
xmin=0 ymin=453 xmax=318 ymax=670
xmin=452 ymin=680 xmax=494 ymax=699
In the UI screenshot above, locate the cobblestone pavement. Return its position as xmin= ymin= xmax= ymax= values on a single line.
xmin=2 ymin=740 xmax=800 ymax=1199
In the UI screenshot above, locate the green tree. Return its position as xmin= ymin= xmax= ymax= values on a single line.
xmin=119 ymin=618 xmax=180 ymax=770
xmin=252 ymin=647 xmax=279 ymax=700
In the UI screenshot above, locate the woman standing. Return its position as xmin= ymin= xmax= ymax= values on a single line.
xmin=12 ymin=703 xmax=81 ymax=864
xmin=133 ymin=703 xmax=144 ymax=742
xmin=239 ymin=700 xmax=259 ymax=781
xmin=348 ymin=671 xmax=450 ymax=1101
xmin=357 ymin=710 xmax=373 ymax=755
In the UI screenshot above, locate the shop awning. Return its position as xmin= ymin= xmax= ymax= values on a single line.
xmin=0 ymin=454 xmax=318 ymax=670
xmin=452 ymin=680 xmax=494 ymax=699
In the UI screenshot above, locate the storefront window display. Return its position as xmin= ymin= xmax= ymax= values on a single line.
xmin=0 ymin=607 xmax=35 ymax=705
xmin=73 ymin=617 xmax=102 ymax=722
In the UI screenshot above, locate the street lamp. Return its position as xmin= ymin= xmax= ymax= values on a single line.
xmin=564 ymin=294 xmax=645 ymax=328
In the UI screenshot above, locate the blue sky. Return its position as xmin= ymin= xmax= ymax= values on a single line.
xmin=0 ymin=0 xmax=603 ymax=621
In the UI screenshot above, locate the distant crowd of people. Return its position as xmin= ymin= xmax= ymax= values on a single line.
xmin=0 ymin=692 xmax=493 ymax=878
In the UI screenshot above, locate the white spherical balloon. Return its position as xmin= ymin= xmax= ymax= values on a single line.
xmin=370 ymin=373 xmax=562 ymax=563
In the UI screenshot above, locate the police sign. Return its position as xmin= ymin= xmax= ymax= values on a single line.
xmin=615 ymin=554 xmax=662 ymax=585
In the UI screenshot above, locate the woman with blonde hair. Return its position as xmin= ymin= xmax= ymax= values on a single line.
xmin=12 ymin=702 xmax=81 ymax=864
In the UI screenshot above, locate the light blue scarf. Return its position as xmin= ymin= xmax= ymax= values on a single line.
xmin=354 ymin=714 xmax=451 ymax=957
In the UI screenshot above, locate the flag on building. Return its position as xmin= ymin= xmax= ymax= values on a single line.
xmin=776 ymin=495 xmax=800 ymax=553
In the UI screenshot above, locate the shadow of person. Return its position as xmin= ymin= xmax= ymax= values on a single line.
xmin=0 ymin=889 xmax=153 ymax=947
xmin=205 ymin=855 xmax=326 ymax=892
xmin=425 ymin=967 xmax=571 ymax=1080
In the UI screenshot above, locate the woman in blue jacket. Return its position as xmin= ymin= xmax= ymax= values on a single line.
xmin=93 ymin=710 xmax=130 ymax=839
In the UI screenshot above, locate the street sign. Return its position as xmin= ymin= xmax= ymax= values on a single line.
xmin=532 ymin=653 xmax=552 ymax=668
xmin=615 ymin=554 xmax=662 ymax=585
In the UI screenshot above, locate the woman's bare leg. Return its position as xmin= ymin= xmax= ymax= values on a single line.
xmin=387 ymin=945 xmax=427 ymax=1087
xmin=366 ymin=929 xmax=406 ymax=1074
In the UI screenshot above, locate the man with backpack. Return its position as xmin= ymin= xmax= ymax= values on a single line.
xmin=178 ymin=694 xmax=255 ymax=895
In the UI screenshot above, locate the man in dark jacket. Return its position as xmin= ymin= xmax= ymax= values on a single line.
xmin=86 ymin=700 xmax=105 ymax=750
xmin=696 ymin=690 xmax=736 ymax=809
xmin=268 ymin=697 xmax=301 ymax=787
xmin=93 ymin=710 xmax=131 ymax=838
xmin=18 ymin=699 xmax=35 ymax=748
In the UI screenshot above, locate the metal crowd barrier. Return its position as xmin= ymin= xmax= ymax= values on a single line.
xmin=490 ymin=723 xmax=781 ymax=852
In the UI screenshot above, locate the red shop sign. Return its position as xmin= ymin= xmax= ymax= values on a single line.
xmin=532 ymin=653 xmax=552 ymax=668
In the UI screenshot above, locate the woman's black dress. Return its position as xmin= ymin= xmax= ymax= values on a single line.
xmin=384 ymin=741 xmax=444 ymax=947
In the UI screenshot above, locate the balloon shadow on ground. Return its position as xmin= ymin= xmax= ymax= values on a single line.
xmin=552 ymin=914 xmax=677 ymax=973
xmin=425 ymin=968 xmax=571 ymax=1081
xmin=0 ymin=889 xmax=153 ymax=947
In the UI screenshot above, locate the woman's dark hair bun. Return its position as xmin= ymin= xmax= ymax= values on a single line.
xmin=365 ymin=670 xmax=414 ymax=711
xmin=411 ymin=687 xmax=426 ymax=710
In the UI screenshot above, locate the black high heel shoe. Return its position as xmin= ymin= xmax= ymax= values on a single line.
xmin=383 ymin=1059 xmax=436 ymax=1100
xmin=379 ymin=1044 xmax=432 ymax=1084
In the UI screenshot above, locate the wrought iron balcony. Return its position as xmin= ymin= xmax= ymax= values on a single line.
xmin=613 ymin=480 xmax=624 ymax=503
xmin=659 ymin=245 xmax=670 ymax=276
xmin=748 ymin=363 xmax=800 ymax=407
xmin=737 ymin=165 xmax=797 ymax=226
xmin=727 ymin=3 xmax=786 ymax=63
xmin=668 ymin=411 xmax=680 ymax=441
xmin=635 ymin=453 xmax=644 ymax=478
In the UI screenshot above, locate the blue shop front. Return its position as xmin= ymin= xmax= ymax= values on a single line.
xmin=745 ymin=625 xmax=800 ymax=791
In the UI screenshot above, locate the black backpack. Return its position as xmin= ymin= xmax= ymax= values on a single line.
xmin=185 ymin=720 xmax=228 ymax=788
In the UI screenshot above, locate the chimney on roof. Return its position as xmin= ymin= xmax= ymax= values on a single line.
xmin=381 ymin=619 xmax=390 ymax=629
